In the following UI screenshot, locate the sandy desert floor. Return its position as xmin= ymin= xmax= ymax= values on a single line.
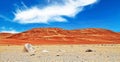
xmin=0 ymin=44 xmax=120 ymax=62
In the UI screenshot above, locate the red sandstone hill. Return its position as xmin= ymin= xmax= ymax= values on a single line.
xmin=0 ymin=33 xmax=13 ymax=39
xmin=0 ymin=28 xmax=120 ymax=45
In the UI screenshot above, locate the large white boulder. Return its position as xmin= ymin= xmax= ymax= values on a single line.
xmin=24 ymin=43 xmax=35 ymax=53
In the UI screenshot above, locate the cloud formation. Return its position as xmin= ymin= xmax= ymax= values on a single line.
xmin=0 ymin=30 xmax=19 ymax=33
xmin=0 ymin=27 xmax=19 ymax=33
xmin=0 ymin=15 xmax=12 ymax=21
xmin=14 ymin=0 xmax=97 ymax=24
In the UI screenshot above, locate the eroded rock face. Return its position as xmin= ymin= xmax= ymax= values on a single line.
xmin=0 ymin=28 xmax=120 ymax=44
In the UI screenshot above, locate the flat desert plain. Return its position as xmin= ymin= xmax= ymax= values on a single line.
xmin=0 ymin=44 xmax=120 ymax=62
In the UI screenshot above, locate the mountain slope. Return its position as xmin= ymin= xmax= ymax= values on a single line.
xmin=0 ymin=28 xmax=120 ymax=45
xmin=0 ymin=33 xmax=13 ymax=39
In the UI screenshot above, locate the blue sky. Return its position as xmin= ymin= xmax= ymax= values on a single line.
xmin=0 ymin=0 xmax=120 ymax=33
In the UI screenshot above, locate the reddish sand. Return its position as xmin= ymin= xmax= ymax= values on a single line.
xmin=0 ymin=28 xmax=120 ymax=45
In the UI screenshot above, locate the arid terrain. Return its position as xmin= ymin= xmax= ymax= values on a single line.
xmin=0 ymin=28 xmax=120 ymax=62
xmin=0 ymin=28 xmax=120 ymax=45
xmin=0 ymin=45 xmax=120 ymax=62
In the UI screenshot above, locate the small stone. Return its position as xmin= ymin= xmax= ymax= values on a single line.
xmin=56 ymin=55 xmax=60 ymax=56
xmin=85 ymin=49 xmax=93 ymax=52
xmin=30 ymin=54 xmax=35 ymax=56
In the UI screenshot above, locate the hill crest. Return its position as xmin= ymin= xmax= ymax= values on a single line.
xmin=0 ymin=28 xmax=120 ymax=45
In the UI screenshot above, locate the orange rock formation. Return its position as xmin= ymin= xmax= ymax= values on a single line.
xmin=0 ymin=28 xmax=120 ymax=45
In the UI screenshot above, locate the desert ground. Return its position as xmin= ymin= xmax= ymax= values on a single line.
xmin=0 ymin=44 xmax=120 ymax=62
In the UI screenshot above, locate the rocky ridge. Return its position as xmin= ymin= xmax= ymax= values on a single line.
xmin=0 ymin=28 xmax=120 ymax=45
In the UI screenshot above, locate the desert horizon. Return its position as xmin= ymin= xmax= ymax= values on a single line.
xmin=0 ymin=28 xmax=120 ymax=45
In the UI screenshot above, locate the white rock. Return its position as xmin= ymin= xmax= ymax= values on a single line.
xmin=24 ymin=43 xmax=35 ymax=53
xmin=42 ymin=49 xmax=49 ymax=53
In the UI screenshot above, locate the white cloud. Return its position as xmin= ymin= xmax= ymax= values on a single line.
xmin=0 ymin=27 xmax=19 ymax=33
xmin=0 ymin=30 xmax=19 ymax=34
xmin=0 ymin=15 xmax=12 ymax=21
xmin=13 ymin=0 xmax=98 ymax=24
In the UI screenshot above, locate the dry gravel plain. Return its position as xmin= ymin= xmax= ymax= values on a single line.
xmin=0 ymin=44 xmax=120 ymax=62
